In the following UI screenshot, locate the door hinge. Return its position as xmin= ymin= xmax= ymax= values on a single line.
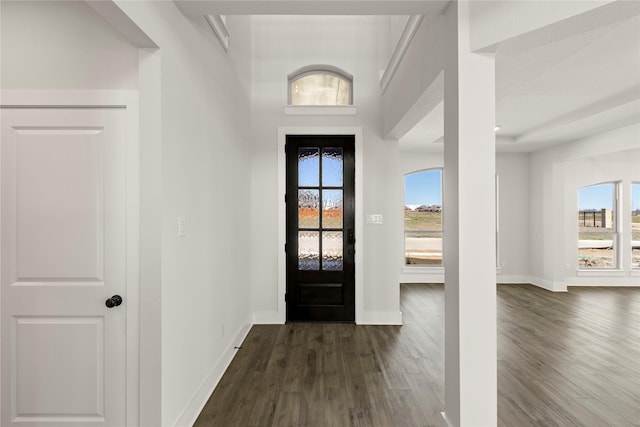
xmin=284 ymin=243 xmax=288 ymax=252
xmin=284 ymin=293 xmax=288 ymax=302
xmin=285 ymin=193 xmax=288 ymax=203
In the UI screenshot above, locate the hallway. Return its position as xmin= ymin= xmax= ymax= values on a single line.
xmin=194 ymin=284 xmax=640 ymax=426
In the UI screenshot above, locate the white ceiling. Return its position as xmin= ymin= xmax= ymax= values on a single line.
xmin=400 ymin=13 xmax=640 ymax=153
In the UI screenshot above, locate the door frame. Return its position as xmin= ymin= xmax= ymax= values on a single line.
xmin=0 ymin=90 xmax=141 ymax=426
xmin=277 ymin=127 xmax=364 ymax=324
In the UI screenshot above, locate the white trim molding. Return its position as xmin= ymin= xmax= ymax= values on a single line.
xmin=496 ymin=275 xmax=532 ymax=284
xmin=252 ymin=311 xmax=282 ymax=324
xmin=530 ymin=276 xmax=568 ymax=292
xmin=439 ymin=412 xmax=454 ymax=427
xmin=380 ymin=15 xmax=424 ymax=94
xmin=283 ymin=106 xmax=357 ymax=116
xmin=400 ymin=266 xmax=444 ymax=284
xmin=358 ymin=311 xmax=403 ymax=325
xmin=205 ymin=15 xmax=229 ymax=51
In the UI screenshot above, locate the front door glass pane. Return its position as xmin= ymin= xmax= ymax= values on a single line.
xmin=297 ymin=145 xmax=345 ymax=272
xmin=322 ymin=148 xmax=343 ymax=187
xmin=299 ymin=148 xmax=319 ymax=186
xmin=322 ymin=190 xmax=343 ymax=229
xmin=322 ymin=231 xmax=343 ymax=271
xmin=299 ymin=231 xmax=320 ymax=270
xmin=299 ymin=189 xmax=319 ymax=228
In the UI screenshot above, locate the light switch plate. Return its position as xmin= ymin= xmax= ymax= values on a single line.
xmin=366 ymin=214 xmax=383 ymax=224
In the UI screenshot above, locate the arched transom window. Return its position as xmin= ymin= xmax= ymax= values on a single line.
xmin=288 ymin=65 xmax=353 ymax=106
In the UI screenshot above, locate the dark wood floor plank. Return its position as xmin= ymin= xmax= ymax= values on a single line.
xmin=194 ymin=284 xmax=640 ymax=426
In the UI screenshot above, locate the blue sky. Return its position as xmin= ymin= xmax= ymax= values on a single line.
xmin=405 ymin=176 xmax=640 ymax=211
xmin=579 ymin=184 xmax=614 ymax=210
xmin=404 ymin=170 xmax=442 ymax=206
xmin=578 ymin=183 xmax=640 ymax=211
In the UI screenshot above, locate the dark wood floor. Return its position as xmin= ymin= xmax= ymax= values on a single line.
xmin=194 ymin=284 xmax=640 ymax=426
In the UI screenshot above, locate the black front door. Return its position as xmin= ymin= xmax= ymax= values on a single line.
xmin=285 ymin=135 xmax=355 ymax=322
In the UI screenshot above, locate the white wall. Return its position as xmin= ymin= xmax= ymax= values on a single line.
xmin=106 ymin=2 xmax=254 ymax=425
xmin=0 ymin=1 xmax=138 ymax=90
xmin=399 ymin=150 xmax=531 ymax=284
xmin=496 ymin=153 xmax=530 ymax=282
xmin=530 ymin=123 xmax=640 ymax=290
xmin=250 ymin=16 xmax=403 ymax=324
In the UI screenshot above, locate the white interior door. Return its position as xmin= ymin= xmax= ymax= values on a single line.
xmin=1 ymin=107 xmax=128 ymax=426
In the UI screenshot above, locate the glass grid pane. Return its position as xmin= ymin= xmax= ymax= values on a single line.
xmin=322 ymin=190 xmax=343 ymax=229
xmin=299 ymin=231 xmax=319 ymax=270
xmin=404 ymin=231 xmax=443 ymax=266
xmin=298 ymin=148 xmax=319 ymax=186
xmin=578 ymin=183 xmax=616 ymax=269
xmin=322 ymin=148 xmax=343 ymax=187
xmin=322 ymin=231 xmax=343 ymax=271
xmin=578 ymin=233 xmax=614 ymax=268
xmin=404 ymin=169 xmax=443 ymax=266
xmin=299 ymin=190 xmax=319 ymax=228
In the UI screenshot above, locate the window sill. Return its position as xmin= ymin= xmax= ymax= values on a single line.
xmin=284 ymin=105 xmax=357 ymax=115
xmin=631 ymin=270 xmax=640 ymax=277
xmin=576 ymin=269 xmax=626 ymax=277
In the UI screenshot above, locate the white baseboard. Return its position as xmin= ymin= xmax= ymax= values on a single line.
xmin=530 ymin=276 xmax=567 ymax=292
xmin=400 ymin=267 xmax=444 ymax=284
xmin=358 ymin=310 xmax=403 ymax=325
xmin=565 ymin=277 xmax=640 ymax=287
xmin=173 ymin=320 xmax=252 ymax=427
xmin=496 ymin=275 xmax=531 ymax=284
xmin=252 ymin=310 xmax=284 ymax=324
xmin=439 ymin=412 xmax=454 ymax=427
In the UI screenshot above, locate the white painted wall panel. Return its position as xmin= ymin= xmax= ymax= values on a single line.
xmin=15 ymin=317 xmax=104 ymax=419
xmin=16 ymin=130 xmax=102 ymax=280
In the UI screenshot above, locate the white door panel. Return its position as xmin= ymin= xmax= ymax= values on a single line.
xmin=1 ymin=108 xmax=127 ymax=427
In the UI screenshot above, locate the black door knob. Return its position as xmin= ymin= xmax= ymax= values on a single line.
xmin=105 ymin=295 xmax=123 ymax=308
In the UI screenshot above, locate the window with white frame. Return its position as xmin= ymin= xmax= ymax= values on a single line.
xmin=404 ymin=169 xmax=442 ymax=266
xmin=578 ymin=182 xmax=618 ymax=269
xmin=288 ymin=66 xmax=352 ymax=106
xmin=632 ymin=182 xmax=640 ymax=269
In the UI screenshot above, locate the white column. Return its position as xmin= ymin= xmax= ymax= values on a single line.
xmin=441 ymin=1 xmax=497 ymax=426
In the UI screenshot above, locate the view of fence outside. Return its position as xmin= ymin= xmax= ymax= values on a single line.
xmin=578 ymin=183 xmax=616 ymax=269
